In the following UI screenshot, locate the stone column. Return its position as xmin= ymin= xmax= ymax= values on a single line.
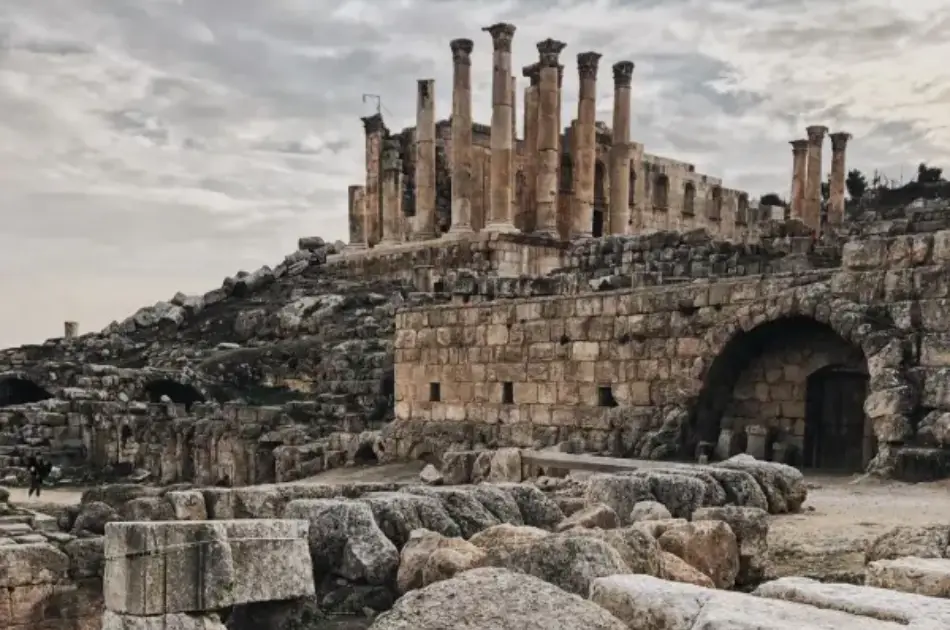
xmin=482 ymin=22 xmax=517 ymax=233
xmin=379 ymin=139 xmax=402 ymax=245
xmin=361 ymin=114 xmax=386 ymax=246
xmin=414 ymin=79 xmax=437 ymax=240
xmin=449 ymin=38 xmax=474 ymax=234
xmin=64 ymin=321 xmax=78 ymax=339
xmin=346 ymin=184 xmax=367 ymax=249
xmin=571 ymin=52 xmax=602 ymax=239
xmin=828 ymin=131 xmax=851 ymax=227
xmin=534 ymin=39 xmax=567 ymax=238
xmin=510 ymin=75 xmax=518 ymax=229
xmin=522 ymin=63 xmax=541 ymax=232
xmin=789 ymin=139 xmax=809 ymax=222
xmin=804 ymin=125 xmax=828 ymax=232
xmin=609 ymin=61 xmax=634 ymax=236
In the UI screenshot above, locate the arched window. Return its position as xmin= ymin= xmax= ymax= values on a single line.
xmin=708 ymin=186 xmax=723 ymax=220
xmin=144 ymin=380 xmax=205 ymax=411
xmin=737 ymin=193 xmax=750 ymax=224
xmin=0 ymin=377 xmax=52 ymax=408
xmin=653 ymin=174 xmax=670 ymax=210
xmin=683 ymin=182 xmax=696 ymax=215
xmin=560 ymin=155 xmax=573 ymax=193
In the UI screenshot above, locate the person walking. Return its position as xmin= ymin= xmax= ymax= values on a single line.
xmin=26 ymin=455 xmax=51 ymax=498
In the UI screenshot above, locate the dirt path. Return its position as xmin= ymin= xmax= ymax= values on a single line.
xmin=8 ymin=487 xmax=85 ymax=507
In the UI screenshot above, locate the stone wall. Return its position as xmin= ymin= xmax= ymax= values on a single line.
xmin=389 ymin=228 xmax=950 ymax=475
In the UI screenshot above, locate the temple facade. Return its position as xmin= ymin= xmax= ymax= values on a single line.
xmin=345 ymin=23 xmax=851 ymax=249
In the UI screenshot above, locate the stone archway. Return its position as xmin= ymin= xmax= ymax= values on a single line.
xmin=0 ymin=375 xmax=53 ymax=408
xmin=143 ymin=379 xmax=206 ymax=411
xmin=687 ymin=294 xmax=913 ymax=474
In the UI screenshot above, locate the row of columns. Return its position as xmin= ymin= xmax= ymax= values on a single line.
xmin=789 ymin=126 xmax=851 ymax=232
xmin=348 ymin=23 xmax=637 ymax=247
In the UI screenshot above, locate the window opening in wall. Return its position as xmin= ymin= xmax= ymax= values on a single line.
xmin=502 ymin=382 xmax=514 ymax=404
xmin=598 ymin=385 xmax=618 ymax=408
xmin=433 ymin=280 xmax=446 ymax=292
xmin=559 ymin=335 xmax=570 ymax=345
xmin=429 ymin=382 xmax=441 ymax=402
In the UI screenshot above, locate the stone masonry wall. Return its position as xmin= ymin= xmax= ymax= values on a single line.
xmin=389 ymin=229 xmax=950 ymax=475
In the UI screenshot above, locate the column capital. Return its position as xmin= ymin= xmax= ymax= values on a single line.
xmin=577 ymin=51 xmax=602 ymax=80
xmin=361 ymin=113 xmax=385 ymax=135
xmin=483 ymin=22 xmax=516 ymax=52
xmin=790 ymin=139 xmax=809 ymax=153
xmin=612 ymin=61 xmax=635 ymax=88
xmin=830 ymin=131 xmax=852 ymax=152
xmin=806 ymin=125 xmax=829 ymax=144
xmin=537 ymin=38 xmax=567 ymax=68
xmin=450 ymin=38 xmax=474 ymax=65
xmin=522 ymin=62 xmax=541 ymax=86
xmin=417 ymin=78 xmax=434 ymax=101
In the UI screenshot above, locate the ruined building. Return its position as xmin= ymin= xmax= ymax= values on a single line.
xmin=1 ymin=22 xmax=947 ymax=487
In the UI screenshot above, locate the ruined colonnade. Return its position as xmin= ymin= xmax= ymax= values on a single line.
xmin=343 ymin=22 xmax=641 ymax=249
xmin=788 ymin=126 xmax=851 ymax=232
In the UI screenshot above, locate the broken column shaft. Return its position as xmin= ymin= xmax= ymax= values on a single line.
xmin=346 ymin=184 xmax=367 ymax=249
xmin=534 ymin=39 xmax=567 ymax=238
xmin=449 ymin=38 xmax=474 ymax=234
xmin=414 ymin=78 xmax=437 ymax=240
xmin=361 ymin=114 xmax=386 ymax=246
xmin=522 ymin=63 xmax=541 ymax=233
xmin=804 ymin=125 xmax=828 ymax=232
xmin=827 ymin=131 xmax=851 ymax=227
xmin=379 ymin=139 xmax=403 ymax=245
xmin=483 ymin=22 xmax=518 ymax=233
xmin=789 ymin=139 xmax=809 ymax=222
xmin=571 ymin=51 xmax=602 ymax=239
xmin=608 ymin=61 xmax=634 ymax=236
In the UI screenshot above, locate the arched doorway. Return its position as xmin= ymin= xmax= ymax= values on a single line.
xmin=693 ymin=315 xmax=872 ymax=472
xmin=144 ymin=380 xmax=205 ymax=411
xmin=0 ymin=377 xmax=53 ymax=407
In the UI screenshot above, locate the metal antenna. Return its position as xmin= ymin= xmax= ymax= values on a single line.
xmin=362 ymin=94 xmax=381 ymax=115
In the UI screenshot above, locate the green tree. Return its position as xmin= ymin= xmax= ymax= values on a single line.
xmin=759 ymin=193 xmax=783 ymax=206
xmin=917 ymin=163 xmax=944 ymax=183
xmin=845 ymin=169 xmax=868 ymax=200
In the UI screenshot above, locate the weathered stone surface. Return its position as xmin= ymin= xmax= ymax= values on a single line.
xmin=101 ymin=611 xmax=227 ymax=630
xmin=468 ymin=523 xmax=551 ymax=549
xmin=556 ymin=503 xmax=619 ymax=531
xmin=693 ymin=505 xmax=770 ymax=585
xmin=590 ymin=574 xmax=913 ymax=629
xmin=284 ymin=499 xmax=398 ymax=586
xmin=370 ymin=567 xmax=628 ymax=630
xmin=396 ymin=528 xmax=486 ymax=593
xmin=0 ymin=542 xmax=69 ymax=587
xmin=103 ymin=519 xmax=314 ymax=615
xmin=866 ymin=557 xmax=950 ymax=598
xmin=658 ymin=520 xmax=740 ymax=589
xmin=866 ymin=525 xmax=950 ymax=563
xmin=660 ymin=550 xmax=715 ymax=588
xmin=629 ymin=500 xmax=672 ymax=522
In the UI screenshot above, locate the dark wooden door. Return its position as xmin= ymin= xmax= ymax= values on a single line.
xmin=804 ymin=370 xmax=868 ymax=471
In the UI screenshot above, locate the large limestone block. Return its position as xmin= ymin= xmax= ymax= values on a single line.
xmin=396 ymin=528 xmax=487 ymax=593
xmin=590 ymin=574 xmax=908 ymax=630
xmin=658 ymin=520 xmax=739 ymax=589
xmin=284 ymin=498 xmax=399 ymax=585
xmin=0 ymin=542 xmax=69 ymax=587
xmin=866 ymin=525 xmax=950 ymax=563
xmin=867 ymin=557 xmax=950 ymax=598
xmin=755 ymin=576 xmax=950 ymax=627
xmin=103 ymin=519 xmax=314 ymax=615
xmin=101 ymin=610 xmax=226 ymax=630
xmin=370 ymin=567 xmax=627 ymax=630
xmin=693 ymin=505 xmax=769 ymax=585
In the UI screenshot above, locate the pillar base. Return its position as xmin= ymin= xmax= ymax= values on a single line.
xmin=448 ymin=223 xmax=474 ymax=235
xmin=377 ymin=237 xmax=401 ymax=247
xmin=343 ymin=243 xmax=367 ymax=254
xmin=411 ymin=232 xmax=439 ymax=242
xmin=482 ymin=221 xmax=519 ymax=234
xmin=533 ymin=227 xmax=561 ymax=240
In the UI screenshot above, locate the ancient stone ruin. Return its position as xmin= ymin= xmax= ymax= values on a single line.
xmin=2 ymin=19 xmax=950 ymax=630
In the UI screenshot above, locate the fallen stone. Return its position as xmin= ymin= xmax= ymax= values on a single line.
xmin=660 ymin=550 xmax=715 ymax=588
xmin=629 ymin=500 xmax=672 ymax=522
xmin=866 ymin=525 xmax=950 ymax=563
xmin=866 ymin=557 xmax=950 ymax=598
xmin=693 ymin=505 xmax=769 ymax=585
xmin=370 ymin=567 xmax=627 ymax=629
xmin=556 ymin=503 xmax=619 ymax=532
xmin=101 ymin=610 xmax=227 ymax=630
xmin=103 ymin=519 xmax=314 ymax=615
xmin=658 ymin=520 xmax=740 ymax=589
xmin=419 ymin=464 xmax=443 ymax=486
xmin=396 ymin=529 xmax=486 ymax=593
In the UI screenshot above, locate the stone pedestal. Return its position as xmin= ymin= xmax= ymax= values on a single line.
xmin=449 ymin=38 xmax=475 ymax=234
xmin=64 ymin=320 xmax=79 ymax=338
xmin=571 ymin=52 xmax=601 ymax=239
xmin=715 ymin=429 xmax=733 ymax=461
xmin=789 ymin=139 xmax=809 ymax=222
xmin=745 ymin=425 xmax=768 ymax=460
xmin=414 ymin=79 xmax=437 ymax=240
xmin=361 ymin=114 xmax=386 ymax=246
xmin=534 ymin=39 xmax=567 ymax=238
xmin=608 ymin=61 xmax=634 ymax=236
xmin=379 ymin=140 xmax=403 ymax=245
xmin=828 ymin=131 xmax=851 ymax=227
xmin=522 ymin=63 xmax=540 ymax=233
xmin=483 ymin=23 xmax=518 ymax=233
xmin=804 ymin=125 xmax=828 ymax=232
xmin=345 ymin=184 xmax=367 ymax=249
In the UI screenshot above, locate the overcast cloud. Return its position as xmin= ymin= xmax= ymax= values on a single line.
xmin=1 ymin=0 xmax=948 ymax=347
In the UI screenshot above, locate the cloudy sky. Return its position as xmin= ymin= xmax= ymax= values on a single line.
xmin=1 ymin=0 xmax=948 ymax=348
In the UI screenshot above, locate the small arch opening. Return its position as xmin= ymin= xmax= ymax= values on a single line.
xmin=652 ymin=174 xmax=670 ymax=210
xmin=683 ymin=182 xmax=696 ymax=215
xmin=708 ymin=186 xmax=723 ymax=220
xmin=353 ymin=442 xmax=379 ymax=465
xmin=0 ymin=377 xmax=53 ymax=408
xmin=143 ymin=380 xmax=205 ymax=411
xmin=737 ymin=193 xmax=750 ymax=224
